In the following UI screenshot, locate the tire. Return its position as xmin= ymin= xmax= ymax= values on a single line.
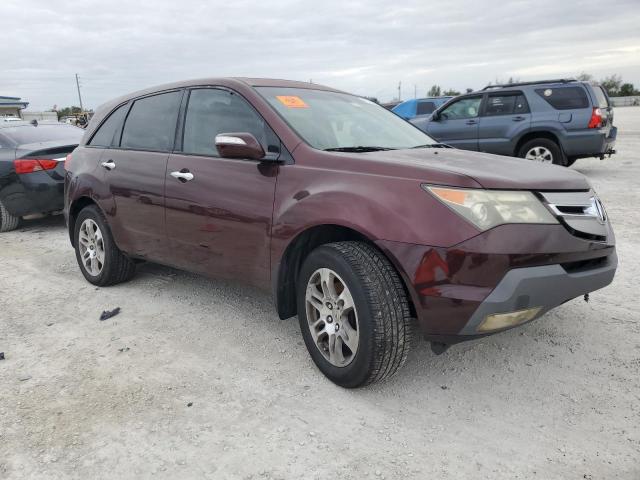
xmin=297 ymin=241 xmax=413 ymax=388
xmin=518 ymin=138 xmax=567 ymax=166
xmin=0 ymin=200 xmax=20 ymax=232
xmin=73 ymin=205 xmax=136 ymax=286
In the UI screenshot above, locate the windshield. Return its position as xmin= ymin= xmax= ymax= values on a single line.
xmin=0 ymin=124 xmax=83 ymax=147
xmin=257 ymin=87 xmax=437 ymax=151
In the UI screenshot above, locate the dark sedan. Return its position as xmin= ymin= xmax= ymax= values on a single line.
xmin=0 ymin=121 xmax=83 ymax=232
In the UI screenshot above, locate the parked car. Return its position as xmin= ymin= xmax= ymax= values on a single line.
xmin=411 ymin=79 xmax=616 ymax=166
xmin=64 ymin=78 xmax=616 ymax=387
xmin=392 ymin=96 xmax=453 ymax=120
xmin=0 ymin=121 xmax=83 ymax=232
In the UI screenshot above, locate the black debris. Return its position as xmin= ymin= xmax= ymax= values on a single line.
xmin=100 ymin=307 xmax=121 ymax=321
xmin=118 ymin=347 xmax=130 ymax=353
xmin=187 ymin=402 xmax=193 ymax=407
xmin=0 ymin=352 xmax=4 ymax=360
xmin=584 ymin=293 xmax=589 ymax=302
xmin=440 ymin=385 xmax=448 ymax=390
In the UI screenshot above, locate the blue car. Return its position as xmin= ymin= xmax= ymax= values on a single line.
xmin=392 ymin=97 xmax=453 ymax=120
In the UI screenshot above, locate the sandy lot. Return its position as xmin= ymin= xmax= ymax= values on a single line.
xmin=1 ymin=108 xmax=639 ymax=480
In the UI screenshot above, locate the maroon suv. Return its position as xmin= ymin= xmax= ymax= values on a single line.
xmin=64 ymin=78 xmax=616 ymax=387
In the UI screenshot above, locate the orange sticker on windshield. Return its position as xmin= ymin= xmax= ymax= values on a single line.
xmin=276 ymin=95 xmax=309 ymax=108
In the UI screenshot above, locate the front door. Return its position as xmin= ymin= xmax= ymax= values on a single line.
xmin=164 ymin=87 xmax=281 ymax=288
xmin=426 ymin=95 xmax=482 ymax=150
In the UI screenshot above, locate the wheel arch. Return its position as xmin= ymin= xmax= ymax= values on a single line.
xmin=273 ymin=223 xmax=417 ymax=321
xmin=68 ymin=196 xmax=103 ymax=247
xmin=514 ymin=130 xmax=564 ymax=158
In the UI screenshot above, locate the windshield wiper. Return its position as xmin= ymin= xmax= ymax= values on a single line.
xmin=324 ymin=146 xmax=396 ymax=152
xmin=410 ymin=143 xmax=451 ymax=149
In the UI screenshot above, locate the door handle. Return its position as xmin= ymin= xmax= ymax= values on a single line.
xmin=512 ymin=116 xmax=526 ymax=122
xmin=101 ymin=160 xmax=116 ymax=170
xmin=170 ymin=170 xmax=194 ymax=182
xmin=465 ymin=120 xmax=477 ymax=125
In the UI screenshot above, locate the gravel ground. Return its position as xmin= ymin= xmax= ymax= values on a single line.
xmin=1 ymin=108 xmax=639 ymax=480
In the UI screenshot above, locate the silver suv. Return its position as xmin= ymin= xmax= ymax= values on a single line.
xmin=411 ymin=79 xmax=616 ymax=167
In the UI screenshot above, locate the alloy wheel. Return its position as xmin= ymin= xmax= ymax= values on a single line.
xmin=305 ymin=268 xmax=359 ymax=367
xmin=525 ymin=146 xmax=554 ymax=163
xmin=78 ymin=219 xmax=105 ymax=276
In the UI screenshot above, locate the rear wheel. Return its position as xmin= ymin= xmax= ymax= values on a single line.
xmin=518 ymin=138 xmax=566 ymax=166
xmin=74 ymin=205 xmax=136 ymax=286
xmin=297 ymin=241 xmax=413 ymax=388
xmin=0 ymin=200 xmax=19 ymax=232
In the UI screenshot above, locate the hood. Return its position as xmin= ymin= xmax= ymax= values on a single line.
xmin=352 ymin=148 xmax=591 ymax=191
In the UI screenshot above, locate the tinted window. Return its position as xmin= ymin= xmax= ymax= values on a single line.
xmin=485 ymin=95 xmax=516 ymax=116
xmin=535 ymin=87 xmax=589 ymax=110
xmin=593 ymin=86 xmax=609 ymax=108
xmin=441 ymin=97 xmax=482 ymax=120
xmin=416 ymin=101 xmax=436 ymax=115
xmin=484 ymin=93 xmax=530 ymax=116
xmin=0 ymin=124 xmax=83 ymax=146
xmin=88 ymin=103 xmax=128 ymax=147
xmin=182 ymin=88 xmax=279 ymax=157
xmin=120 ymin=91 xmax=182 ymax=151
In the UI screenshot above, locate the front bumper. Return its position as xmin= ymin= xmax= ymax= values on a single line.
xmin=377 ymin=223 xmax=616 ymax=340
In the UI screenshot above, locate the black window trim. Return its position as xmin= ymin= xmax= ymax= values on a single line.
xmin=479 ymin=90 xmax=529 ymax=117
xmin=173 ymin=85 xmax=284 ymax=162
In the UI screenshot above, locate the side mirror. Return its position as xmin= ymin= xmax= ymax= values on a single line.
xmin=215 ymin=132 xmax=265 ymax=160
xmin=431 ymin=112 xmax=440 ymax=121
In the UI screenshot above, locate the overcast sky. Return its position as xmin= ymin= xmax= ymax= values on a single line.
xmin=2 ymin=0 xmax=639 ymax=110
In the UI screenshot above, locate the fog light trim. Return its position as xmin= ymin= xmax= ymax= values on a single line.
xmin=477 ymin=307 xmax=542 ymax=333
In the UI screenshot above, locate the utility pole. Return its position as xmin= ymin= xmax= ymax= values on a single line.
xmin=398 ymin=81 xmax=401 ymax=101
xmin=75 ymin=73 xmax=84 ymax=113
xmin=414 ymin=84 xmax=417 ymax=99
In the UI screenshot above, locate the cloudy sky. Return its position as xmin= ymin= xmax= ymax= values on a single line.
xmin=2 ymin=0 xmax=639 ymax=110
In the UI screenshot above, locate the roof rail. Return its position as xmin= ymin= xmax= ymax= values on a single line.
xmin=482 ymin=78 xmax=577 ymax=91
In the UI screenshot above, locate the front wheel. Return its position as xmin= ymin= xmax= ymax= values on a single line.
xmin=74 ymin=205 xmax=136 ymax=286
xmin=518 ymin=138 xmax=566 ymax=166
xmin=297 ymin=241 xmax=413 ymax=388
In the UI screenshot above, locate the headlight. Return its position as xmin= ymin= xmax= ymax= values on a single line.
xmin=423 ymin=185 xmax=557 ymax=230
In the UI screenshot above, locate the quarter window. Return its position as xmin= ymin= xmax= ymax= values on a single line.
xmin=535 ymin=87 xmax=589 ymax=110
xmin=88 ymin=103 xmax=128 ymax=147
xmin=120 ymin=91 xmax=182 ymax=151
xmin=182 ymin=88 xmax=279 ymax=157
xmin=441 ymin=97 xmax=482 ymax=120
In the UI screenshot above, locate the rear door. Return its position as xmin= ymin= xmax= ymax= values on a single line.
xmin=478 ymin=91 xmax=531 ymax=156
xmin=425 ymin=96 xmax=482 ymax=150
xmin=164 ymin=87 xmax=279 ymax=288
xmin=102 ymin=90 xmax=183 ymax=260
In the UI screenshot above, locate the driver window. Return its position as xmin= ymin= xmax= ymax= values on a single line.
xmin=182 ymin=88 xmax=279 ymax=157
xmin=441 ymin=97 xmax=482 ymax=120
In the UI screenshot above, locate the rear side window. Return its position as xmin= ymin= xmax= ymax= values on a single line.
xmin=182 ymin=88 xmax=279 ymax=157
xmin=120 ymin=91 xmax=182 ymax=151
xmin=484 ymin=93 xmax=530 ymax=116
xmin=535 ymin=87 xmax=589 ymax=110
xmin=592 ymin=86 xmax=609 ymax=108
xmin=416 ymin=101 xmax=436 ymax=115
xmin=88 ymin=103 xmax=128 ymax=147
